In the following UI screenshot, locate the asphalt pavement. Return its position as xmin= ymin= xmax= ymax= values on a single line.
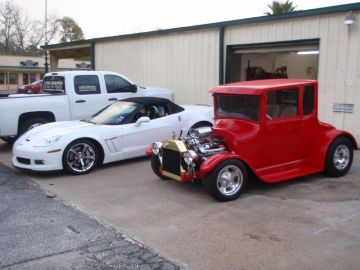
xmin=0 ymin=162 xmax=180 ymax=270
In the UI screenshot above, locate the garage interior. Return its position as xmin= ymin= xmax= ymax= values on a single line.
xmin=227 ymin=39 xmax=319 ymax=83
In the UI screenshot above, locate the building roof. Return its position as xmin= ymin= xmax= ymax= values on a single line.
xmin=210 ymin=79 xmax=316 ymax=95
xmin=42 ymin=2 xmax=360 ymax=50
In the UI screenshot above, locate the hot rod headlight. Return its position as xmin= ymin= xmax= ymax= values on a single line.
xmin=33 ymin=135 xmax=62 ymax=147
xmin=152 ymin=142 xmax=163 ymax=155
xmin=183 ymin=150 xmax=198 ymax=165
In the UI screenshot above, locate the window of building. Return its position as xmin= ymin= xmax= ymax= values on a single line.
xmin=29 ymin=73 xmax=36 ymax=83
xmin=9 ymin=73 xmax=18 ymax=84
xmin=0 ymin=73 xmax=5 ymax=84
xmin=266 ymin=88 xmax=298 ymax=120
xmin=74 ymin=75 xmax=101 ymax=95
xmin=105 ymin=75 xmax=133 ymax=93
xmin=303 ymin=85 xmax=315 ymax=115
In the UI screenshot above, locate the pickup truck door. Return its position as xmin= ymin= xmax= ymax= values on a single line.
xmin=121 ymin=114 xmax=182 ymax=159
xmin=69 ymin=75 xmax=107 ymax=120
xmin=103 ymin=74 xmax=141 ymax=105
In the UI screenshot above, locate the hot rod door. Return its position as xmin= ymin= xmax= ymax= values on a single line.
xmin=262 ymin=88 xmax=305 ymax=167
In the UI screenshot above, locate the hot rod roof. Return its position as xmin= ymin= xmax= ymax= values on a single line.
xmin=210 ymin=79 xmax=316 ymax=95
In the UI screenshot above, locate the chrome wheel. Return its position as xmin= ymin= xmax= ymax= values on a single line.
xmin=216 ymin=165 xmax=243 ymax=196
xmin=66 ymin=142 xmax=96 ymax=173
xmin=333 ymin=144 xmax=350 ymax=170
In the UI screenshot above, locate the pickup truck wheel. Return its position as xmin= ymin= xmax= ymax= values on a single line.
xmin=205 ymin=159 xmax=247 ymax=202
xmin=20 ymin=118 xmax=48 ymax=135
xmin=0 ymin=136 xmax=16 ymax=144
xmin=63 ymin=140 xmax=98 ymax=175
xmin=151 ymin=155 xmax=169 ymax=180
xmin=324 ymin=137 xmax=353 ymax=177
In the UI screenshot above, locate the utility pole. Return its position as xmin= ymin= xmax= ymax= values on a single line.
xmin=44 ymin=0 xmax=49 ymax=73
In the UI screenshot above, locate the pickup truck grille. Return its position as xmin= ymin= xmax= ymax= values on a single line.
xmin=162 ymin=148 xmax=181 ymax=176
xmin=17 ymin=157 xmax=31 ymax=165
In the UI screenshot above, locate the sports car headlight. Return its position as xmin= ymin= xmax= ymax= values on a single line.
xmin=183 ymin=150 xmax=198 ymax=165
xmin=152 ymin=142 xmax=163 ymax=155
xmin=33 ymin=135 xmax=62 ymax=147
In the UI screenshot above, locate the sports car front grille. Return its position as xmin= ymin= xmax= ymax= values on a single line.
xmin=17 ymin=157 xmax=30 ymax=165
xmin=162 ymin=148 xmax=181 ymax=176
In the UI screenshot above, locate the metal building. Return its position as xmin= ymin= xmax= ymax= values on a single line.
xmin=43 ymin=3 xmax=360 ymax=142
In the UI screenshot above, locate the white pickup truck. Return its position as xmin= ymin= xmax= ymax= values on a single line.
xmin=0 ymin=70 xmax=173 ymax=142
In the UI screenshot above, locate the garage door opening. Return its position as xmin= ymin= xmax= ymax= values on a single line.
xmin=226 ymin=39 xmax=319 ymax=83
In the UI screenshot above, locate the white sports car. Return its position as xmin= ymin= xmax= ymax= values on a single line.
xmin=12 ymin=97 xmax=213 ymax=175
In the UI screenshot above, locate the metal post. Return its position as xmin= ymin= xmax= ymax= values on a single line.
xmin=44 ymin=0 xmax=49 ymax=73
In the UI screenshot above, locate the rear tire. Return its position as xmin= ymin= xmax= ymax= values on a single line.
xmin=0 ymin=136 xmax=16 ymax=144
xmin=19 ymin=118 xmax=49 ymax=136
xmin=324 ymin=137 xmax=353 ymax=177
xmin=151 ymin=155 xmax=169 ymax=180
xmin=205 ymin=159 xmax=247 ymax=202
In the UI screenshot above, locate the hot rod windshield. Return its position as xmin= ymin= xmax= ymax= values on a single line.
xmin=215 ymin=94 xmax=260 ymax=122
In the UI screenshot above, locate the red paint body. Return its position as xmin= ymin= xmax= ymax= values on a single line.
xmin=17 ymin=80 xmax=42 ymax=94
xmin=196 ymin=79 xmax=357 ymax=183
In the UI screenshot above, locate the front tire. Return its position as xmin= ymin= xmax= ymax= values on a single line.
xmin=205 ymin=159 xmax=247 ymax=202
xmin=62 ymin=139 xmax=98 ymax=175
xmin=151 ymin=155 xmax=169 ymax=180
xmin=26 ymin=88 xmax=33 ymax=94
xmin=324 ymin=137 xmax=353 ymax=177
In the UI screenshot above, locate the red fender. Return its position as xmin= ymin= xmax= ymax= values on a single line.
xmin=198 ymin=152 xmax=240 ymax=179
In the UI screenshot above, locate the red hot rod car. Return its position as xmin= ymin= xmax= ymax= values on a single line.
xmin=149 ymin=79 xmax=358 ymax=201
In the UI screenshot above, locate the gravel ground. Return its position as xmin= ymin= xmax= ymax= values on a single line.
xmin=0 ymin=162 xmax=180 ymax=270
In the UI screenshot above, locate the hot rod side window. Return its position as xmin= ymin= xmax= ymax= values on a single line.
xmin=266 ymin=88 xmax=298 ymax=120
xmin=216 ymin=95 xmax=259 ymax=122
xmin=303 ymin=85 xmax=315 ymax=115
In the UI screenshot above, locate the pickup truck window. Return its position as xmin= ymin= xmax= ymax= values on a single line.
xmin=216 ymin=94 xmax=259 ymax=122
xmin=303 ymin=85 xmax=315 ymax=115
xmin=105 ymin=75 xmax=133 ymax=93
xmin=266 ymin=88 xmax=298 ymax=120
xmin=43 ymin=76 xmax=65 ymax=93
xmin=74 ymin=75 xmax=101 ymax=95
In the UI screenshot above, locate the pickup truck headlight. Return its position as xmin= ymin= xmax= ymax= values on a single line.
xmin=183 ymin=150 xmax=198 ymax=165
xmin=152 ymin=142 xmax=163 ymax=155
xmin=33 ymin=135 xmax=62 ymax=147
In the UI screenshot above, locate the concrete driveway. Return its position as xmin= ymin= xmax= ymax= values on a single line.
xmin=1 ymin=141 xmax=360 ymax=270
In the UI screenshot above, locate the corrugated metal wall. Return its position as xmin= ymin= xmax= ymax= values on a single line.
xmin=224 ymin=11 xmax=360 ymax=142
xmin=95 ymin=11 xmax=360 ymax=141
xmin=96 ymin=29 xmax=219 ymax=105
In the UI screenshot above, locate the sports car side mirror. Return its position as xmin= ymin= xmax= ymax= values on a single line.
xmin=135 ymin=116 xmax=150 ymax=126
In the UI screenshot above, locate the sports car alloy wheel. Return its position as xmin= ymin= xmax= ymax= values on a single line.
xmin=64 ymin=140 xmax=98 ymax=174
xmin=206 ymin=159 xmax=248 ymax=202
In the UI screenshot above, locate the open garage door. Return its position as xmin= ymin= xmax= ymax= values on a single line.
xmin=226 ymin=39 xmax=319 ymax=83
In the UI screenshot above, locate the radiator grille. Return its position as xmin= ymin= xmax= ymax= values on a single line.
xmin=162 ymin=148 xmax=180 ymax=176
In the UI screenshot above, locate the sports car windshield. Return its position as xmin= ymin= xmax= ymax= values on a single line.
xmin=216 ymin=94 xmax=259 ymax=122
xmin=88 ymin=101 xmax=142 ymax=125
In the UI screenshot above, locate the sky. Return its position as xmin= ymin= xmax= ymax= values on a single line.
xmin=11 ymin=0 xmax=360 ymax=42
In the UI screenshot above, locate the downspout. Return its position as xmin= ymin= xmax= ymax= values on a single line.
xmin=91 ymin=41 xmax=96 ymax=70
xmin=218 ymin=26 xmax=225 ymax=85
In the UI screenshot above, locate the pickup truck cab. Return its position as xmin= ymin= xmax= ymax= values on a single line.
xmin=0 ymin=71 xmax=172 ymax=142
xmin=150 ymin=79 xmax=358 ymax=201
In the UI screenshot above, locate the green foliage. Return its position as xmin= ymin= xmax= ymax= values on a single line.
xmin=265 ymin=0 xmax=297 ymax=15
xmin=59 ymin=17 xmax=84 ymax=43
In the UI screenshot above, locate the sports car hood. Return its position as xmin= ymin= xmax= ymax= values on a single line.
xmin=22 ymin=120 xmax=95 ymax=140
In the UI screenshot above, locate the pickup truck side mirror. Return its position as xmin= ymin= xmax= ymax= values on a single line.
xmin=130 ymin=84 xmax=137 ymax=93
xmin=135 ymin=116 xmax=150 ymax=127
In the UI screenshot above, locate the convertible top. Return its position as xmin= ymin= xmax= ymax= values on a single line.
xmin=121 ymin=97 xmax=184 ymax=114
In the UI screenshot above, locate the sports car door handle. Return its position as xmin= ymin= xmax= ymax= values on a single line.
xmin=75 ymin=99 xmax=86 ymax=103
xmin=108 ymin=97 xmax=117 ymax=101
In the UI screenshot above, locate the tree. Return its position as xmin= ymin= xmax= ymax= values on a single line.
xmin=0 ymin=1 xmax=17 ymax=52
xmin=59 ymin=17 xmax=84 ymax=43
xmin=265 ymin=0 xmax=297 ymax=15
